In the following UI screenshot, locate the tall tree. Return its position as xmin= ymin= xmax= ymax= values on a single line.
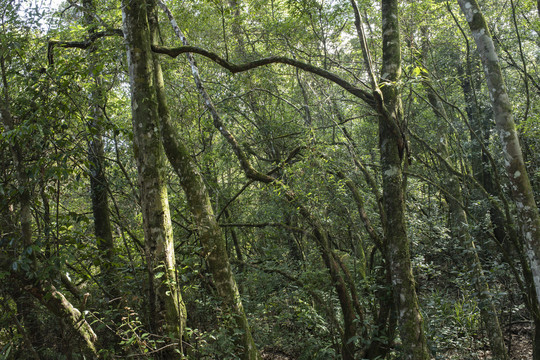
xmin=82 ymin=0 xmax=116 ymax=298
xmin=121 ymin=0 xmax=185 ymax=355
xmin=150 ymin=1 xmax=261 ymax=358
xmin=376 ymin=1 xmax=430 ymax=358
xmin=457 ymin=0 xmax=540 ymax=323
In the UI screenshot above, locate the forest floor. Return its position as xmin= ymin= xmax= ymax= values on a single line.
xmin=504 ymin=322 xmax=533 ymax=360
xmin=260 ymin=322 xmax=534 ymax=359
xmin=475 ymin=322 xmax=533 ymax=360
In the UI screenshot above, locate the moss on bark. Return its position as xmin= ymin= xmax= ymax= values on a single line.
xmin=121 ymin=0 xmax=185 ymax=353
xmin=379 ymin=1 xmax=430 ymax=359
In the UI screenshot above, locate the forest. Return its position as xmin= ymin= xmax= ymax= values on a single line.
xmin=0 ymin=0 xmax=539 ymax=359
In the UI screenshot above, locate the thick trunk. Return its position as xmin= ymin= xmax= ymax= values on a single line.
xmin=379 ymin=1 xmax=430 ymax=359
xmin=379 ymin=119 xmax=429 ymax=360
xmin=458 ymin=0 xmax=540 ymax=320
xmin=121 ymin=0 xmax=185 ymax=353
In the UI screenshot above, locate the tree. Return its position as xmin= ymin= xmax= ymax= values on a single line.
xmin=375 ymin=1 xmax=430 ymax=357
xmin=456 ymin=1 xmax=540 ymax=357
xmin=151 ymin=1 xmax=260 ymax=357
xmin=2 ymin=0 xmax=539 ymax=358
xmin=121 ymin=0 xmax=185 ymax=354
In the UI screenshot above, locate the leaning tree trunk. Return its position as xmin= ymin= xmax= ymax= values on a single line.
xmin=121 ymin=0 xmax=185 ymax=355
xmin=148 ymin=2 xmax=260 ymax=359
xmin=457 ymin=0 xmax=540 ymax=319
xmin=378 ymin=1 xmax=430 ymax=359
xmin=0 ymin=91 xmax=99 ymax=358
xmin=419 ymin=32 xmax=508 ymax=359
xmin=157 ymin=91 xmax=261 ymax=360
xmin=24 ymin=280 xmax=99 ymax=356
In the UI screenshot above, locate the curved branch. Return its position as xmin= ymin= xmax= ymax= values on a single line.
xmin=151 ymin=44 xmax=375 ymax=106
xmin=48 ymin=29 xmax=124 ymax=64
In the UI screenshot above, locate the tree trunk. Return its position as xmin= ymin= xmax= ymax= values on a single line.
xmin=379 ymin=1 xmax=430 ymax=359
xmin=457 ymin=0 xmax=540 ymax=322
xmin=159 ymin=112 xmax=261 ymax=360
xmin=82 ymin=0 xmax=116 ymax=298
xmin=150 ymin=2 xmax=260 ymax=358
xmin=420 ymin=33 xmax=508 ymax=359
xmin=25 ymin=280 xmax=99 ymax=357
xmin=121 ymin=0 xmax=185 ymax=354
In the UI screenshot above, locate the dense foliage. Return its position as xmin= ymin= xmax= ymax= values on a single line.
xmin=1 ymin=0 xmax=539 ymax=359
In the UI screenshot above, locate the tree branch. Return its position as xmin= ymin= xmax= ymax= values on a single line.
xmin=151 ymin=44 xmax=375 ymax=106
xmin=48 ymin=29 xmax=123 ymax=64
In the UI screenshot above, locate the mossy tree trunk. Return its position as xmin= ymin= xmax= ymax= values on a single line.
xmin=157 ymin=81 xmax=261 ymax=360
xmin=150 ymin=1 xmax=260 ymax=358
xmin=457 ymin=0 xmax=540 ymax=323
xmin=121 ymin=0 xmax=185 ymax=355
xmin=24 ymin=280 xmax=99 ymax=357
xmin=378 ymin=1 xmax=430 ymax=359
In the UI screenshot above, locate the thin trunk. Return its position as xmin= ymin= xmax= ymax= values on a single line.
xmin=379 ymin=1 xmax=430 ymax=359
xmin=420 ymin=32 xmax=508 ymax=359
xmin=121 ymin=0 xmax=185 ymax=354
xmin=224 ymin=208 xmax=245 ymax=271
xmin=82 ymin=0 xmax=116 ymax=298
xmin=457 ymin=0 xmax=540 ymax=320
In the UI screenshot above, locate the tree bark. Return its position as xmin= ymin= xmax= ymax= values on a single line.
xmin=121 ymin=0 xmax=185 ymax=354
xmin=150 ymin=2 xmax=260 ymax=358
xmin=457 ymin=0 xmax=540 ymax=314
xmin=379 ymin=1 xmax=430 ymax=359
xmin=82 ymin=0 xmax=116 ymax=298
